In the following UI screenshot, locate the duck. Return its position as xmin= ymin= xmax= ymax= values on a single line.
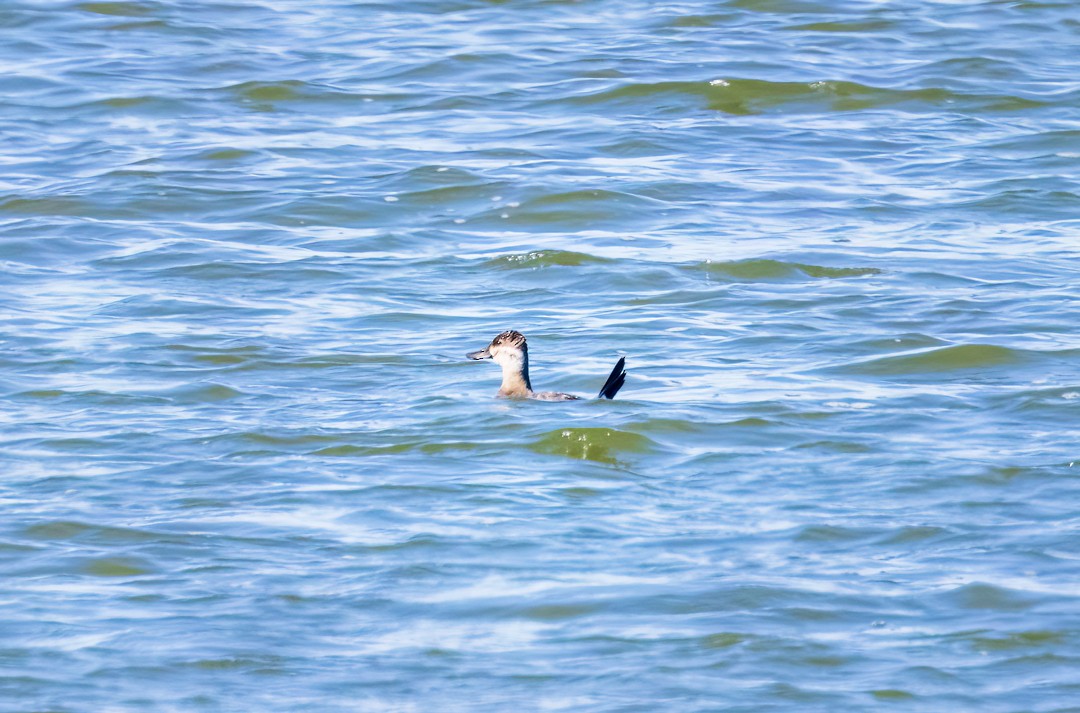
xmin=466 ymin=330 xmax=626 ymax=401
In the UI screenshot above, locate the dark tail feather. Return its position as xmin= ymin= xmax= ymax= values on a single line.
xmin=597 ymin=357 xmax=626 ymax=399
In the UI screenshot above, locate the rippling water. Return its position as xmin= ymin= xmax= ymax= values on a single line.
xmin=3 ymin=0 xmax=1079 ymax=710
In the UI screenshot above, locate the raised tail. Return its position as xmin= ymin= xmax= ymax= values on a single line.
xmin=597 ymin=357 xmax=626 ymax=400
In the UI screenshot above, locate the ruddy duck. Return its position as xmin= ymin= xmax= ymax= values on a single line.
xmin=467 ymin=330 xmax=626 ymax=401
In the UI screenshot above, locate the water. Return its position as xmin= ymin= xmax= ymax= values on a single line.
xmin=2 ymin=0 xmax=1079 ymax=710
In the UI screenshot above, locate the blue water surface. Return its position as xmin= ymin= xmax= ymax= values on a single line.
xmin=2 ymin=0 xmax=1079 ymax=710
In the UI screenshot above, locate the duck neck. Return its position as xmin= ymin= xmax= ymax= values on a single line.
xmin=498 ymin=351 xmax=532 ymax=398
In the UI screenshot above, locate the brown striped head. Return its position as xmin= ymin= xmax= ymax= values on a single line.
xmin=466 ymin=330 xmax=528 ymax=363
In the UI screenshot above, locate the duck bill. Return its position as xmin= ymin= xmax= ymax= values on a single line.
xmin=466 ymin=347 xmax=492 ymax=360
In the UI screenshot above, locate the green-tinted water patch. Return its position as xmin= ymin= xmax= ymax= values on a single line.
xmin=39 ymin=438 xmax=107 ymax=452
xmin=853 ymin=333 xmax=948 ymax=352
xmin=560 ymin=487 xmax=603 ymax=499
xmin=159 ymin=262 xmax=346 ymax=282
xmin=165 ymin=383 xmax=246 ymax=404
xmin=625 ymin=417 xmax=710 ymax=434
xmin=397 ymin=182 xmax=503 ymax=206
xmin=182 ymin=655 xmax=285 ymax=672
xmin=81 ymin=557 xmax=154 ymax=577
xmin=793 ymin=440 xmax=873 ymax=453
xmin=315 ymin=441 xmax=484 ymax=457
xmin=842 ymin=344 xmax=1024 ymax=376
xmin=701 ymin=632 xmax=748 ymax=649
xmin=972 ymin=465 xmax=1047 ymax=486
xmin=104 ymin=19 xmax=168 ymax=31
xmin=878 ymin=526 xmax=949 ymax=545
xmin=787 ymin=20 xmax=895 ymax=32
xmin=730 ymin=0 xmax=833 ymax=12
xmin=192 ymin=353 xmax=250 ymax=365
xmin=199 ymin=148 xmax=258 ymax=162
xmin=230 ymin=80 xmax=307 ymax=102
xmin=795 ymin=524 xmax=877 ymax=543
xmin=575 ymin=78 xmax=1045 ymax=115
xmin=0 ymin=196 xmax=89 ymax=216
xmin=530 ymin=427 xmax=655 ymax=464
xmin=945 ymin=583 xmax=1037 ymax=612
xmin=203 ymin=431 xmax=349 ymax=453
xmin=518 ymin=604 xmax=600 ymax=621
xmin=485 ymin=250 xmax=611 ymax=269
xmin=970 ymin=630 xmax=1065 ymax=651
xmin=23 ymin=521 xmax=182 ymax=545
xmin=313 ymin=443 xmax=421 ymax=457
xmin=99 ymin=95 xmax=158 ymax=108
xmin=13 ymin=389 xmax=66 ymax=399
xmin=693 ymin=259 xmax=881 ymax=282
xmin=669 ymin=13 xmax=738 ymax=27
xmin=78 ymin=1 xmax=153 ymax=16
xmin=495 ymin=189 xmax=658 ymax=228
